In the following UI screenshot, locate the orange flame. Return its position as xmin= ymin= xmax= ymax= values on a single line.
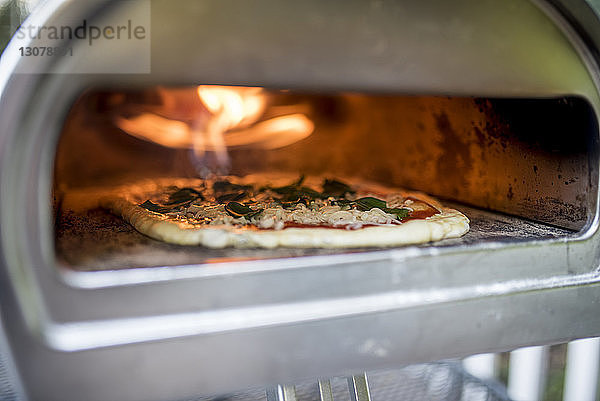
xmin=115 ymin=85 xmax=313 ymax=176
xmin=115 ymin=113 xmax=314 ymax=150
xmin=192 ymin=86 xmax=266 ymax=167
xmin=196 ymin=85 xmax=265 ymax=129
xmin=115 ymin=86 xmax=314 ymax=154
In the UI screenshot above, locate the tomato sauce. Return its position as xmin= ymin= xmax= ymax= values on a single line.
xmin=402 ymin=209 xmax=439 ymax=222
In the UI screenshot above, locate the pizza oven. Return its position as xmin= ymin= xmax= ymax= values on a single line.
xmin=2 ymin=0 xmax=600 ymax=400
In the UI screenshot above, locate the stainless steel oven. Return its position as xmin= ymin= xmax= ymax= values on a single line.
xmin=2 ymin=0 xmax=600 ymax=400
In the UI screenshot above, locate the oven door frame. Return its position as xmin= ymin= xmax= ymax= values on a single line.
xmin=2 ymin=0 xmax=600 ymax=400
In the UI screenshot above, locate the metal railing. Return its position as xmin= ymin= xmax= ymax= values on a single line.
xmin=463 ymin=338 xmax=600 ymax=401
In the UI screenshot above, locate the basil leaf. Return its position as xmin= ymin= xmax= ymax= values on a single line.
xmin=269 ymin=182 xmax=306 ymax=195
xmin=353 ymin=197 xmax=411 ymax=220
xmin=355 ymin=197 xmax=387 ymax=211
xmin=275 ymin=197 xmax=309 ymax=209
xmin=270 ymin=185 xmax=296 ymax=195
xmin=293 ymin=174 xmax=305 ymax=186
xmin=139 ymin=200 xmax=174 ymax=213
xmin=224 ymin=201 xmax=253 ymax=216
xmin=166 ymin=187 xmax=203 ymax=205
xmin=333 ymin=198 xmax=354 ymax=206
xmin=322 ymin=179 xmax=355 ymax=197
xmin=246 ymin=209 xmax=264 ymax=219
xmin=216 ymin=191 xmax=247 ymax=203
xmin=385 ymin=207 xmax=411 ymax=220
xmin=270 ymin=175 xmax=311 ymax=194
xmin=225 ymin=202 xmax=263 ymax=219
xmin=213 ymin=180 xmax=252 ymax=193
xmin=298 ymin=186 xmax=323 ymax=199
xmin=272 ymin=185 xmax=323 ymax=200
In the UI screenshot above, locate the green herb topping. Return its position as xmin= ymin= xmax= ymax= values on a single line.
xmin=216 ymin=191 xmax=247 ymax=203
xmin=322 ymin=179 xmax=356 ymax=197
xmin=213 ymin=180 xmax=252 ymax=193
xmin=355 ymin=197 xmax=388 ymax=211
xmin=165 ymin=187 xmax=203 ymax=205
xmin=139 ymin=200 xmax=176 ymax=214
xmin=138 ymin=177 xmax=411 ymax=222
xmin=336 ymin=196 xmax=411 ymax=221
xmin=224 ymin=202 xmax=263 ymax=219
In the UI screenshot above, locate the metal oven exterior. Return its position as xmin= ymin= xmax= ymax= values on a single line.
xmin=2 ymin=1 xmax=600 ymax=400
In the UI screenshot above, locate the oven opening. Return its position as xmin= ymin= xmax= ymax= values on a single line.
xmin=53 ymin=86 xmax=597 ymax=272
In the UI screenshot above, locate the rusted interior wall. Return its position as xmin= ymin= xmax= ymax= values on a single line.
xmin=54 ymin=90 xmax=196 ymax=189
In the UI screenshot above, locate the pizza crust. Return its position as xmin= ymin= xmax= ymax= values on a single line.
xmin=100 ymin=193 xmax=469 ymax=249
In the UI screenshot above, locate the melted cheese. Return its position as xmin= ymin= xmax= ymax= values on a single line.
xmin=169 ymin=199 xmax=403 ymax=230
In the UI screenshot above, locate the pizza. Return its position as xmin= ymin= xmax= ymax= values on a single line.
xmin=99 ymin=175 xmax=469 ymax=248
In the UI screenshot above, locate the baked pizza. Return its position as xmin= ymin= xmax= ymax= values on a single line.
xmin=99 ymin=175 xmax=469 ymax=248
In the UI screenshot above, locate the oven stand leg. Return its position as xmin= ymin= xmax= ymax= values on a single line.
xmin=266 ymin=373 xmax=371 ymax=401
xmin=347 ymin=373 xmax=372 ymax=401
xmin=318 ymin=379 xmax=334 ymax=401
xmin=266 ymin=384 xmax=297 ymax=401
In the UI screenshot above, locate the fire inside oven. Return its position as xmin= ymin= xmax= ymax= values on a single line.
xmin=52 ymin=85 xmax=597 ymax=271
